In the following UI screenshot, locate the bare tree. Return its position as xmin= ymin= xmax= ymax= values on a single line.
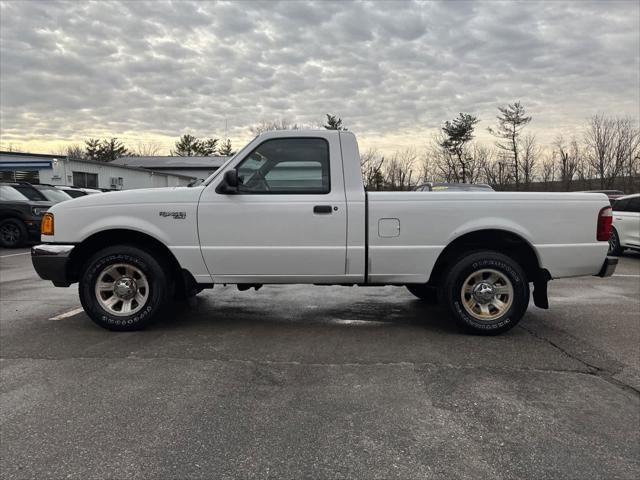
xmin=613 ymin=117 xmax=640 ymax=191
xmin=584 ymin=114 xmax=623 ymax=189
xmin=554 ymin=135 xmax=580 ymax=191
xmin=384 ymin=149 xmax=418 ymax=190
xmin=519 ymin=134 xmax=539 ymax=189
xmin=249 ymin=119 xmax=300 ymax=135
xmin=65 ymin=144 xmax=85 ymax=160
xmin=489 ymin=101 xmax=532 ymax=190
xmin=360 ymin=148 xmax=385 ymax=190
xmin=134 ymin=141 xmax=162 ymax=156
xmin=540 ymin=154 xmax=557 ymax=187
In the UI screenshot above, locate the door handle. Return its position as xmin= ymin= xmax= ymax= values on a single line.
xmin=313 ymin=205 xmax=332 ymax=214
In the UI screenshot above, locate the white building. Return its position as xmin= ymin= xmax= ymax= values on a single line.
xmin=113 ymin=156 xmax=229 ymax=181
xmin=0 ymin=151 xmax=194 ymax=190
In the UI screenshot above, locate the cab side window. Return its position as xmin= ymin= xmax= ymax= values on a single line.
xmin=235 ymin=138 xmax=330 ymax=194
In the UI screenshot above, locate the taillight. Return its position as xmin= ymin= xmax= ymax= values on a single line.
xmin=596 ymin=207 xmax=612 ymax=241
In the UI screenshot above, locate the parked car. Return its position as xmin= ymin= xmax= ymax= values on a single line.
xmin=608 ymin=193 xmax=640 ymax=255
xmin=57 ymin=185 xmax=102 ymax=198
xmin=581 ymin=190 xmax=625 ymax=205
xmin=0 ymin=184 xmax=53 ymax=247
xmin=12 ymin=183 xmax=73 ymax=204
xmin=32 ymin=130 xmax=616 ymax=334
xmin=415 ymin=182 xmax=494 ymax=192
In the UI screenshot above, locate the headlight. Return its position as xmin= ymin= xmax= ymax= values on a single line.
xmin=41 ymin=213 xmax=54 ymax=235
xmin=32 ymin=207 xmax=48 ymax=216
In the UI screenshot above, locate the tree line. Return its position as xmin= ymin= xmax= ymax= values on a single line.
xmin=54 ymin=109 xmax=639 ymax=192
xmin=61 ymin=135 xmax=237 ymax=163
xmin=358 ymin=104 xmax=639 ymax=192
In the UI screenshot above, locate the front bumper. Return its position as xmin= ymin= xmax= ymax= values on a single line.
xmin=31 ymin=244 xmax=75 ymax=287
xmin=596 ymin=256 xmax=618 ymax=278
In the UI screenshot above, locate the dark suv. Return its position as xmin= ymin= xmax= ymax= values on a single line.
xmin=0 ymin=183 xmax=54 ymax=247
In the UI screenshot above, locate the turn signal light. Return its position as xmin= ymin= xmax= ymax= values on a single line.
xmin=41 ymin=213 xmax=54 ymax=236
xmin=596 ymin=207 xmax=612 ymax=241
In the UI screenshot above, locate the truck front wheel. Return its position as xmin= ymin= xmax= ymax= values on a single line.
xmin=79 ymin=245 xmax=171 ymax=331
xmin=441 ymin=251 xmax=529 ymax=335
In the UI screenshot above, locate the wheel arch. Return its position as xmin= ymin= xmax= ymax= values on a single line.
xmin=67 ymin=228 xmax=196 ymax=295
xmin=428 ymin=228 xmax=546 ymax=286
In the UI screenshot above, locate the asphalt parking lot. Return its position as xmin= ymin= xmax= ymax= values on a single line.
xmin=1 ymin=247 xmax=639 ymax=479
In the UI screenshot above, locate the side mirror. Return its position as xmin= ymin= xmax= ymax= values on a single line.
xmin=216 ymin=169 xmax=239 ymax=194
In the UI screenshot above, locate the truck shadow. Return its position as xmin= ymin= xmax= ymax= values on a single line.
xmin=155 ymin=296 xmax=459 ymax=334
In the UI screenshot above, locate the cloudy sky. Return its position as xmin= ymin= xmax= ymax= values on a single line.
xmin=1 ymin=0 xmax=638 ymax=155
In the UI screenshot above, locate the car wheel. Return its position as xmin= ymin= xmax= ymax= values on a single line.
xmin=0 ymin=218 xmax=27 ymax=248
xmin=608 ymin=228 xmax=623 ymax=256
xmin=79 ymin=245 xmax=171 ymax=331
xmin=406 ymin=284 xmax=438 ymax=304
xmin=441 ymin=251 xmax=529 ymax=335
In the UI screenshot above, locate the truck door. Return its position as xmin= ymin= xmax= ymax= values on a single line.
xmin=197 ymin=135 xmax=348 ymax=283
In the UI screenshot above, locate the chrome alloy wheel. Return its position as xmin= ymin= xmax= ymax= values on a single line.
xmin=608 ymin=230 xmax=618 ymax=254
xmin=460 ymin=268 xmax=514 ymax=321
xmin=94 ymin=263 xmax=149 ymax=316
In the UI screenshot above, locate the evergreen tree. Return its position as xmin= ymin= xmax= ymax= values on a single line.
xmin=218 ymin=139 xmax=235 ymax=156
xmin=324 ymin=114 xmax=346 ymax=130
xmin=489 ymin=101 xmax=532 ymax=189
xmin=199 ymin=138 xmax=219 ymax=156
xmin=84 ymin=138 xmax=101 ymax=161
xmin=96 ymin=138 xmax=129 ymax=162
xmin=172 ymin=134 xmax=201 ymax=156
xmin=440 ymin=113 xmax=479 ymax=183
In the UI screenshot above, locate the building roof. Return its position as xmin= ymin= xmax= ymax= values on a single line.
xmin=114 ymin=156 xmax=229 ymax=169
xmin=0 ymin=151 xmax=196 ymax=180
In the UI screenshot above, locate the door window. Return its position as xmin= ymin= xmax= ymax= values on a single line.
xmin=234 ymin=138 xmax=330 ymax=194
xmin=613 ymin=199 xmax=629 ymax=212
xmin=627 ymin=198 xmax=640 ymax=213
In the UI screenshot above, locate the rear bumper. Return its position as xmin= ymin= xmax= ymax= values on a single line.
xmin=31 ymin=244 xmax=75 ymax=287
xmin=596 ymin=256 xmax=618 ymax=278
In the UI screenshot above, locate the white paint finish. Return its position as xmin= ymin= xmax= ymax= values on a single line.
xmin=612 ymin=194 xmax=640 ymax=250
xmin=366 ymin=191 xmax=610 ymax=281
xmin=38 ymin=130 xmax=612 ymax=288
xmin=199 ymin=131 xmax=348 ymax=279
xmin=339 ymin=132 xmax=366 ymax=281
xmin=378 ymin=218 xmax=400 ymax=237
xmin=43 ymin=186 xmax=212 ymax=279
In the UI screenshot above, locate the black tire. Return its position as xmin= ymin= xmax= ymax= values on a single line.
xmin=441 ymin=251 xmax=529 ymax=335
xmin=608 ymin=228 xmax=623 ymax=256
xmin=0 ymin=218 xmax=27 ymax=248
xmin=406 ymin=284 xmax=439 ymax=304
xmin=78 ymin=245 xmax=172 ymax=331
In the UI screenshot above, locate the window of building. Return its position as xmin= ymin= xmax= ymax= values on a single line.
xmin=73 ymin=171 xmax=98 ymax=188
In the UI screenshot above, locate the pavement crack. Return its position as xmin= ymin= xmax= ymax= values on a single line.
xmin=519 ymin=324 xmax=640 ymax=397
xmin=0 ymin=354 xmax=610 ymax=376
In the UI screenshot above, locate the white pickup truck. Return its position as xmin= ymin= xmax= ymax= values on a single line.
xmin=32 ymin=130 xmax=617 ymax=334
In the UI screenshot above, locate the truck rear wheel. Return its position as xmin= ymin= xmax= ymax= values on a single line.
xmin=441 ymin=251 xmax=529 ymax=335
xmin=79 ymin=245 xmax=171 ymax=331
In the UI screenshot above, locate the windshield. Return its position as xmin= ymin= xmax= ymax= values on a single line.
xmin=201 ymin=135 xmax=258 ymax=185
xmin=13 ymin=185 xmax=47 ymax=201
xmin=37 ymin=187 xmax=72 ymax=203
xmin=0 ymin=185 xmax=30 ymax=201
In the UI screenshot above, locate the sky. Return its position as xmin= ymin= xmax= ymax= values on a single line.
xmin=0 ymin=0 xmax=638 ymax=155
